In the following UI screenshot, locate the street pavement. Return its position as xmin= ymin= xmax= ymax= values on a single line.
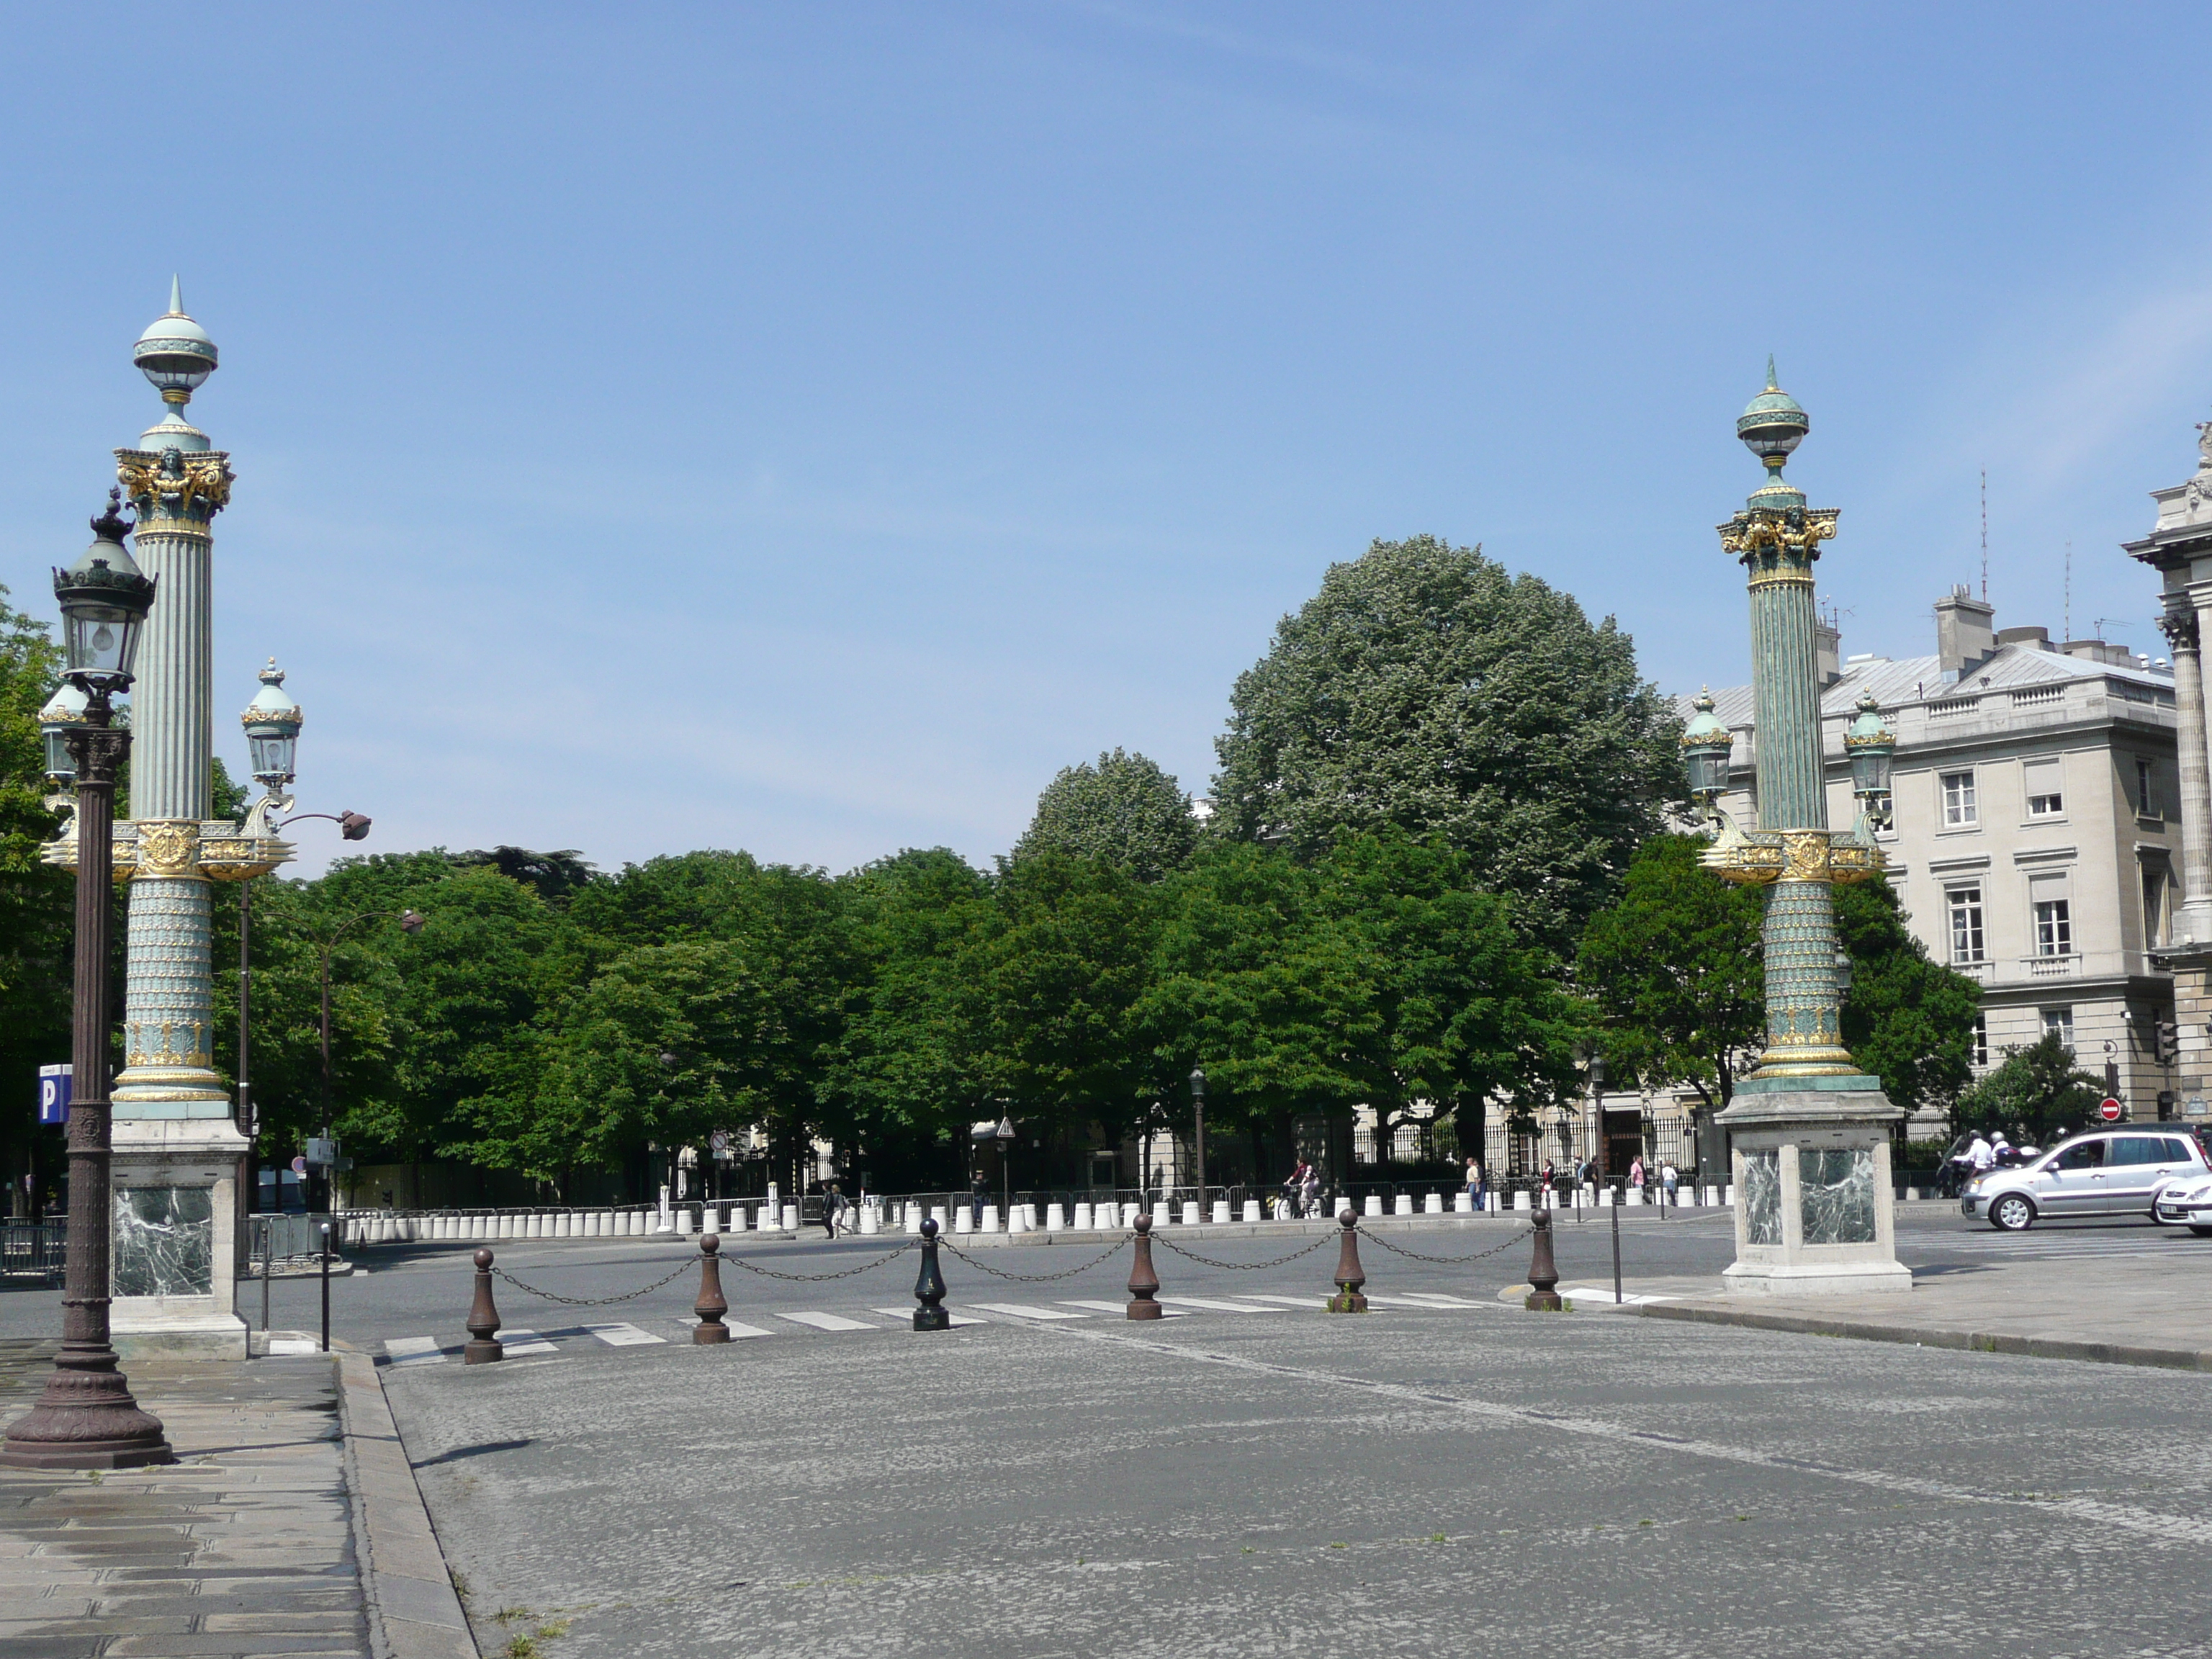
xmin=4 ymin=1208 xmax=2210 ymax=1656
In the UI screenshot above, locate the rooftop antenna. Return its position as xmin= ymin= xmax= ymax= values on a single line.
xmin=1979 ymin=469 xmax=1989 ymax=604
xmin=2064 ymin=540 xmax=2072 ymax=642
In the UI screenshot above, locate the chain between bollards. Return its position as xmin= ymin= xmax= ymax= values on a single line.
xmin=465 ymin=1249 xmax=503 ymax=1363
xmin=1326 ymin=1209 xmax=1367 ymax=1312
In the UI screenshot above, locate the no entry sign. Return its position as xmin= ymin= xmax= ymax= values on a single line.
xmin=2098 ymin=1097 xmax=2123 ymax=1123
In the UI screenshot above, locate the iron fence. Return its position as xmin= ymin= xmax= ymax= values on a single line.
xmin=0 ymin=1219 xmax=63 ymax=1283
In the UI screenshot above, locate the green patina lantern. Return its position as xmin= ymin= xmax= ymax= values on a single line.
xmin=38 ymin=680 xmax=89 ymax=781
xmin=1681 ymin=688 xmax=1732 ymax=804
xmin=1737 ymin=355 xmax=1809 ymax=476
xmin=1845 ymin=691 xmax=1896 ymax=827
xmin=52 ymin=493 xmax=156 ymax=696
xmin=240 ymin=658 xmax=303 ymax=789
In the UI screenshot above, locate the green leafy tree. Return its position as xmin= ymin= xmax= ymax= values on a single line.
xmin=0 ymin=588 xmax=71 ymax=1210
xmin=822 ymin=848 xmax=997 ymax=1187
xmin=1577 ymin=833 xmax=1766 ymax=1113
xmin=1835 ymin=878 xmax=1979 ymax=1116
xmin=1210 ymin=534 xmax=1681 ymax=953
xmin=1012 ymin=748 xmax=1197 ymax=881
xmin=1949 ymin=1033 xmax=2102 ymax=1146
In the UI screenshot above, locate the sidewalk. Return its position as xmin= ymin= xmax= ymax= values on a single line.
xmin=1569 ymin=1252 xmax=2212 ymax=1371
xmin=0 ymin=1339 xmax=475 ymax=1659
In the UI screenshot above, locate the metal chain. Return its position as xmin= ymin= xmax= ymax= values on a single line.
xmin=489 ymin=1256 xmax=700 ymax=1307
xmin=1149 ymin=1229 xmax=1339 ymax=1271
xmin=716 ymin=1240 xmax=920 ymax=1282
xmin=938 ymin=1233 xmax=1133 ymax=1282
xmin=1360 ymin=1226 xmax=1534 ymax=1266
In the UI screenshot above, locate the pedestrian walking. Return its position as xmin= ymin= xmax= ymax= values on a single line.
xmin=1629 ymin=1155 xmax=1646 ymax=1194
xmin=1465 ymin=1155 xmax=1483 ymax=1210
xmin=1660 ymin=1161 xmax=1679 ymax=1206
xmin=821 ymin=1183 xmax=846 ymax=1239
xmin=1300 ymin=1163 xmax=1321 ymax=1219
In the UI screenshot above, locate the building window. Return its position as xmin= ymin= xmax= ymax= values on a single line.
xmin=2033 ymin=898 xmax=2073 ymax=957
xmin=2041 ymin=1007 xmax=2074 ymax=1051
xmin=2137 ymin=757 xmax=2158 ymax=819
xmin=2144 ymin=865 xmax=2170 ymax=950
xmin=1971 ymin=1014 xmax=1989 ymax=1069
xmin=2025 ymin=757 xmax=2063 ymax=818
xmin=1941 ymin=770 xmax=1978 ymax=827
xmin=1947 ymin=886 xmax=1986 ymax=964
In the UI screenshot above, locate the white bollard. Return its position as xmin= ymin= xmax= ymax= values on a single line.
xmin=1242 ymin=1199 xmax=1262 ymax=1223
xmin=781 ymin=1203 xmax=800 ymax=1232
xmin=1364 ymin=1195 xmax=1384 ymax=1218
xmin=1424 ymin=1192 xmax=1444 ymax=1215
xmin=1454 ymin=1192 xmax=1473 ymax=1213
xmin=981 ymin=1204 xmax=1001 ymax=1233
xmin=953 ymin=1207 xmax=973 ymax=1234
xmin=1627 ymin=1189 xmax=1645 ymax=1205
xmin=702 ymin=1205 xmax=721 ymax=1236
xmin=1393 ymin=1195 xmax=1413 ymax=1217
xmin=1047 ymin=1202 xmax=1066 ymax=1231
xmin=1007 ymin=1206 xmax=1027 ymax=1236
xmin=859 ymin=1205 xmax=879 ymax=1235
xmin=1513 ymin=1190 xmax=1532 ymax=1213
xmin=1210 ymin=1200 xmax=1231 ymax=1224
xmin=677 ymin=1208 xmax=695 ymax=1236
xmin=932 ymin=1204 xmax=950 ymax=1232
xmin=1723 ymin=1184 xmax=1735 ymax=1205
xmin=1181 ymin=1201 xmax=1201 ymax=1226
xmin=1071 ymin=1202 xmax=1093 ymax=1231
xmin=1152 ymin=1201 xmax=1172 ymax=1228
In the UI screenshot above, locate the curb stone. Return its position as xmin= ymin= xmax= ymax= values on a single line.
xmin=337 ymin=1349 xmax=480 ymax=1658
xmin=1628 ymin=1300 xmax=2212 ymax=1373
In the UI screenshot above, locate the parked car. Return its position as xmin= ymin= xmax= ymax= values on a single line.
xmin=1961 ymin=1129 xmax=2211 ymax=1231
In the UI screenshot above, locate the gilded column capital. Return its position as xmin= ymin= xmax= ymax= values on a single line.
xmin=116 ymin=446 xmax=233 ymax=526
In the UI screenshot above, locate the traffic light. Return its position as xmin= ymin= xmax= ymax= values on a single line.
xmin=2156 ymin=1020 xmax=2180 ymax=1062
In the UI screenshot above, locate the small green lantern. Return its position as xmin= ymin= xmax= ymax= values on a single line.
xmin=38 ymin=680 xmax=89 ymax=781
xmin=1845 ymin=691 xmax=1896 ymax=827
xmin=52 ymin=493 xmax=156 ymax=697
xmin=1681 ymin=688 xmax=1732 ymax=804
xmin=240 ymin=659 xmax=302 ymax=790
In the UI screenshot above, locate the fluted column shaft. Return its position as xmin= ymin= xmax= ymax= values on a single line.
xmin=2167 ymin=604 xmax=2212 ymax=936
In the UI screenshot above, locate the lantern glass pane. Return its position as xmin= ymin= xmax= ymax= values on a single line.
xmin=43 ymin=727 xmax=73 ymax=780
xmin=1686 ymin=747 xmax=1729 ymax=796
xmin=62 ymin=601 xmax=141 ymax=677
xmin=248 ymin=730 xmax=297 ymax=781
xmin=1851 ymin=747 xmax=1893 ymax=797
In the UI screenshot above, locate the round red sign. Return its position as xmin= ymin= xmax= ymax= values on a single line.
xmin=2098 ymin=1097 xmax=2123 ymax=1123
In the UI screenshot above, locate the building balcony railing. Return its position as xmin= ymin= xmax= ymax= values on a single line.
xmin=1941 ymin=950 xmax=2170 ymax=985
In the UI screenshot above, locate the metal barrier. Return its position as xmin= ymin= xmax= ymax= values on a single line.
xmin=0 ymin=1219 xmax=64 ymax=1282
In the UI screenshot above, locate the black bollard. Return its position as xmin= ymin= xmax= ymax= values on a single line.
xmin=913 ymin=1218 xmax=950 ymax=1331
xmin=1525 ymin=1208 xmax=1563 ymax=1311
xmin=319 ymin=1223 xmax=333 ymax=1354
xmin=1126 ymin=1214 xmax=1161 ymax=1320
xmin=464 ymin=1248 xmax=504 ymax=1363
xmin=693 ymin=1234 xmax=729 ymax=1344
xmin=1326 ymin=1209 xmax=1368 ymax=1313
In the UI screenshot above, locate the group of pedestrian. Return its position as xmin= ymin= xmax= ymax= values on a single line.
xmin=1278 ymin=1159 xmax=1321 ymax=1218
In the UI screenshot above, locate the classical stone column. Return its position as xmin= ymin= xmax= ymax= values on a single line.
xmin=105 ymin=286 xmax=251 ymax=1358
xmin=2161 ymin=603 xmax=2212 ymax=944
xmin=1704 ymin=365 xmax=1909 ymax=1297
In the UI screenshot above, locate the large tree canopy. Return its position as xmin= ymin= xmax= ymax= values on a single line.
xmin=1012 ymin=748 xmax=1197 ymax=881
xmin=1210 ymin=535 xmax=1681 ymax=951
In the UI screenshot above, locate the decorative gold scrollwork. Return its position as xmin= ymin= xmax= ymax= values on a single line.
xmin=116 ymin=449 xmax=234 ymax=518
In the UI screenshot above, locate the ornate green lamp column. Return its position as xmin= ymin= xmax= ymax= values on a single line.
xmin=1694 ymin=363 xmax=1911 ymax=1296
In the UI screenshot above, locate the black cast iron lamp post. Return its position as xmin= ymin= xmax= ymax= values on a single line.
xmin=1189 ymin=1066 xmax=1207 ymax=1218
xmin=1 ymin=496 xmax=172 ymax=1470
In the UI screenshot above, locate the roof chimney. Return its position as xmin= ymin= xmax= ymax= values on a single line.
xmin=1815 ymin=619 xmax=1841 ymax=688
xmin=1935 ymin=585 xmax=1995 ymax=681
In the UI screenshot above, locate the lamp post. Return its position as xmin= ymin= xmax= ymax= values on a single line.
xmin=1 ymin=496 xmax=172 ymax=1470
xmin=1694 ymin=361 xmax=1909 ymax=1295
xmin=994 ymin=1114 xmax=1015 ymax=1218
xmin=1586 ymin=1051 xmax=1608 ymax=1184
xmin=1188 ymin=1066 xmax=1207 ymax=1216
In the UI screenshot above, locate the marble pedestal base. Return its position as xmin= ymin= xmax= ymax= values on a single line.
xmin=1717 ymin=1081 xmax=1911 ymax=1298
xmin=109 ymin=1118 xmax=251 ymax=1360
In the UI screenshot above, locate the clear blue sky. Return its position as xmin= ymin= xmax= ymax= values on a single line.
xmin=4 ymin=4 xmax=2209 ymax=876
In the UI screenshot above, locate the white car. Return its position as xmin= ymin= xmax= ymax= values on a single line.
xmin=1961 ymin=1129 xmax=2211 ymax=1231
xmin=2153 ymin=1172 xmax=2212 ymax=1237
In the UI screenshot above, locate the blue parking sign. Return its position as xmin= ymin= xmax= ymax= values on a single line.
xmin=37 ymin=1064 xmax=71 ymax=1125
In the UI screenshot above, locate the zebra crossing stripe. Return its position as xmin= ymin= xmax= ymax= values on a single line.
xmin=776 ymin=1311 xmax=878 ymax=1332
xmin=869 ymin=1307 xmax=985 ymax=1326
xmin=384 ymin=1336 xmax=446 ymax=1365
xmin=584 ymin=1322 xmax=666 ymax=1346
xmin=1057 ymin=1298 xmax=1187 ymax=1316
xmin=970 ymin=1302 xmax=1089 ymax=1321
xmin=1159 ymin=1296 xmax=1283 ymax=1314
xmin=499 ymin=1328 xmax=559 ymax=1356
